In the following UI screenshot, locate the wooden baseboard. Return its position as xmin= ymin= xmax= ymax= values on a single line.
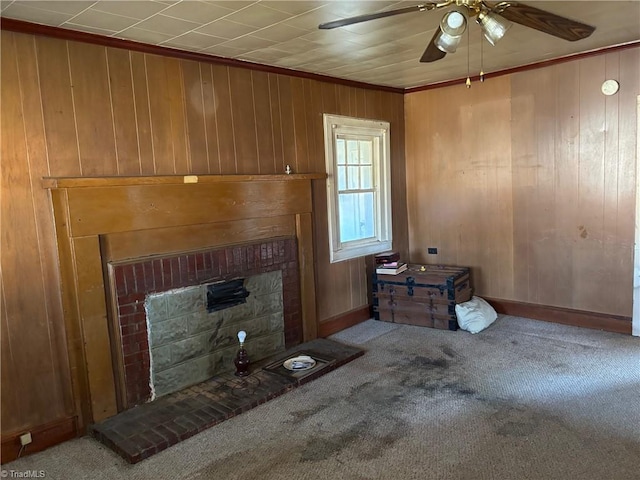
xmin=1 ymin=416 xmax=78 ymax=464
xmin=318 ymin=305 xmax=372 ymax=338
xmin=484 ymin=297 xmax=632 ymax=335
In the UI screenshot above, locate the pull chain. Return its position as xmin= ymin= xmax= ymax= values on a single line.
xmin=466 ymin=21 xmax=471 ymax=88
xmin=480 ymin=27 xmax=485 ymax=82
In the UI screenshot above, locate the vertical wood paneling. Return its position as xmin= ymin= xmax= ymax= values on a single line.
xmin=145 ymin=55 xmax=188 ymax=174
xmin=68 ymin=42 xmax=118 ymax=176
xmin=321 ymin=82 xmax=338 ymax=115
xmin=181 ymin=59 xmax=209 ymax=174
xmin=129 ymin=52 xmax=155 ymax=174
xmin=1 ymin=30 xmax=26 ymax=432
xmin=35 ymin=37 xmax=81 ymax=176
xmin=388 ymin=91 xmax=409 ymax=262
xmin=252 ymin=70 xmax=276 ymax=174
xmin=14 ymin=32 xmax=73 ymax=417
xmin=229 ymin=67 xmax=258 ymax=174
xmin=144 ymin=55 xmax=173 ymax=174
xmin=1 ymin=32 xmax=67 ymax=432
xmin=406 ymin=48 xmax=638 ymax=316
xmin=602 ymin=53 xmax=624 ymax=308
xmin=200 ymin=64 xmax=221 ymax=174
xmin=532 ymin=69 xmax=557 ymax=306
xmin=553 ymin=60 xmax=580 ymax=306
xmin=510 ymin=77 xmax=536 ymax=301
xmin=308 ymin=79 xmax=325 ymax=171
xmin=291 ymin=77 xmax=309 ymax=173
xmin=407 ymin=76 xmax=514 ymax=300
xmin=575 ymin=55 xmax=607 ymax=311
xmin=303 ymin=79 xmax=319 ymax=170
xmin=211 ymin=65 xmax=236 ymax=173
xmin=614 ymin=47 xmax=640 ymax=310
xmin=355 ymin=88 xmax=367 ymax=118
xmin=618 ymin=48 xmax=640 ymax=242
xmin=106 ymin=48 xmax=141 ymax=175
xmin=277 ymin=76 xmax=297 ymax=171
xmin=336 ymin=85 xmax=351 ymax=116
xmin=296 ymin=212 xmax=318 ymax=341
xmin=166 ymin=58 xmax=189 ymax=173
xmin=268 ymin=73 xmax=284 ymax=171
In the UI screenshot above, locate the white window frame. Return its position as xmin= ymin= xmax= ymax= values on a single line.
xmin=323 ymin=114 xmax=393 ymax=263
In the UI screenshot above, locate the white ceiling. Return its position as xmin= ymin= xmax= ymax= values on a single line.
xmin=2 ymin=0 xmax=639 ymax=89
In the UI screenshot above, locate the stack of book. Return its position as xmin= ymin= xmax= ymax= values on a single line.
xmin=374 ymin=251 xmax=407 ymax=275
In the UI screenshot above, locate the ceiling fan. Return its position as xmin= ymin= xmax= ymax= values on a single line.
xmin=318 ymin=1 xmax=595 ymax=63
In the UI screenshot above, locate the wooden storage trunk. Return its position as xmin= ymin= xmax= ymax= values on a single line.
xmin=373 ymin=264 xmax=472 ymax=331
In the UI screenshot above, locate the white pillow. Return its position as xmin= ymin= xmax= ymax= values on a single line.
xmin=455 ymin=296 xmax=498 ymax=334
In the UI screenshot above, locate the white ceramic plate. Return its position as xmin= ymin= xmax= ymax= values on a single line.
xmin=283 ymin=355 xmax=316 ymax=371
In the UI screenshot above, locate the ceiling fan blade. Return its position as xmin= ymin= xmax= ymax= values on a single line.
xmin=420 ymin=29 xmax=447 ymax=63
xmin=319 ymin=3 xmax=435 ymax=29
xmin=494 ymin=2 xmax=595 ymax=41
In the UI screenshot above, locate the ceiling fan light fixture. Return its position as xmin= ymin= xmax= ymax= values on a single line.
xmin=476 ymin=10 xmax=512 ymax=46
xmin=434 ymin=10 xmax=467 ymax=53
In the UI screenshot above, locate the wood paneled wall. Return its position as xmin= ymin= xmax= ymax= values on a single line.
xmin=0 ymin=30 xmax=406 ymax=437
xmin=405 ymin=47 xmax=639 ymax=317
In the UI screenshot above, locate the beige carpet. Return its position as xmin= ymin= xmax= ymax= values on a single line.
xmin=3 ymin=315 xmax=639 ymax=479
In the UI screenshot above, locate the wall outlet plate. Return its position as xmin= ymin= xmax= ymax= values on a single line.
xmin=19 ymin=432 xmax=32 ymax=446
xmin=428 ymin=247 xmax=438 ymax=254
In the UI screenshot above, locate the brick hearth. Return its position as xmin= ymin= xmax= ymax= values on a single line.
xmin=91 ymin=338 xmax=364 ymax=463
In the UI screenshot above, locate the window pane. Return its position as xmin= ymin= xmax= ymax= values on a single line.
xmin=338 ymin=192 xmax=375 ymax=243
xmin=337 ymin=166 xmax=347 ymax=190
xmin=361 ymin=166 xmax=373 ymax=188
xmin=347 ymin=140 xmax=359 ymax=164
xmin=360 ymin=140 xmax=372 ymax=165
xmin=347 ymin=166 xmax=359 ymax=189
xmin=336 ymin=139 xmax=346 ymax=165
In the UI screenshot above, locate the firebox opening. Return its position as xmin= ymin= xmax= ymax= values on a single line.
xmin=144 ymin=270 xmax=286 ymax=400
xmin=206 ymin=279 xmax=250 ymax=313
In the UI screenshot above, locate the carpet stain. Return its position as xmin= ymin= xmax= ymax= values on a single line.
xmin=489 ymin=404 xmax=541 ymax=438
xmin=446 ymin=382 xmax=476 ymax=396
xmin=299 ymin=418 xmax=408 ymax=462
xmin=440 ymin=345 xmax=457 ymax=358
xmin=300 ymin=422 xmax=363 ymax=462
xmin=288 ymin=403 xmax=332 ymax=424
xmin=357 ymin=422 xmax=407 ymax=461
xmin=386 ymin=354 xmax=479 ymax=401
xmin=193 ymin=444 xmax=293 ymax=478
xmin=410 ymin=355 xmax=450 ymax=369
xmin=349 ymin=383 xmax=406 ymax=406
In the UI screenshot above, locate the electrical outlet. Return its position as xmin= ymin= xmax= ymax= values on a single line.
xmin=427 ymin=247 xmax=438 ymax=254
xmin=19 ymin=432 xmax=32 ymax=446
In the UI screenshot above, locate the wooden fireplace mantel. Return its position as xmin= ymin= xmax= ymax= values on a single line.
xmin=42 ymin=173 xmax=326 ymax=188
xmin=45 ymin=174 xmax=325 ymax=432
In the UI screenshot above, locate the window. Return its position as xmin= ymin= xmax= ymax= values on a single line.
xmin=323 ymin=114 xmax=392 ymax=263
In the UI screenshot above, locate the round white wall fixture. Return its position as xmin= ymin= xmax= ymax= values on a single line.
xmin=601 ymin=79 xmax=619 ymax=96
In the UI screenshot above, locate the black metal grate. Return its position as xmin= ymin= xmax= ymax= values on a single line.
xmin=206 ymin=279 xmax=250 ymax=313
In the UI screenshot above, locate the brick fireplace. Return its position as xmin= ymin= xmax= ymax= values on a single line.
xmin=46 ymin=174 xmax=323 ymax=431
xmin=111 ymin=238 xmax=301 ymax=408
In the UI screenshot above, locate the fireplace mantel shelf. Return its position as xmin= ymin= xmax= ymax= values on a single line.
xmin=42 ymin=173 xmax=326 ymax=189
